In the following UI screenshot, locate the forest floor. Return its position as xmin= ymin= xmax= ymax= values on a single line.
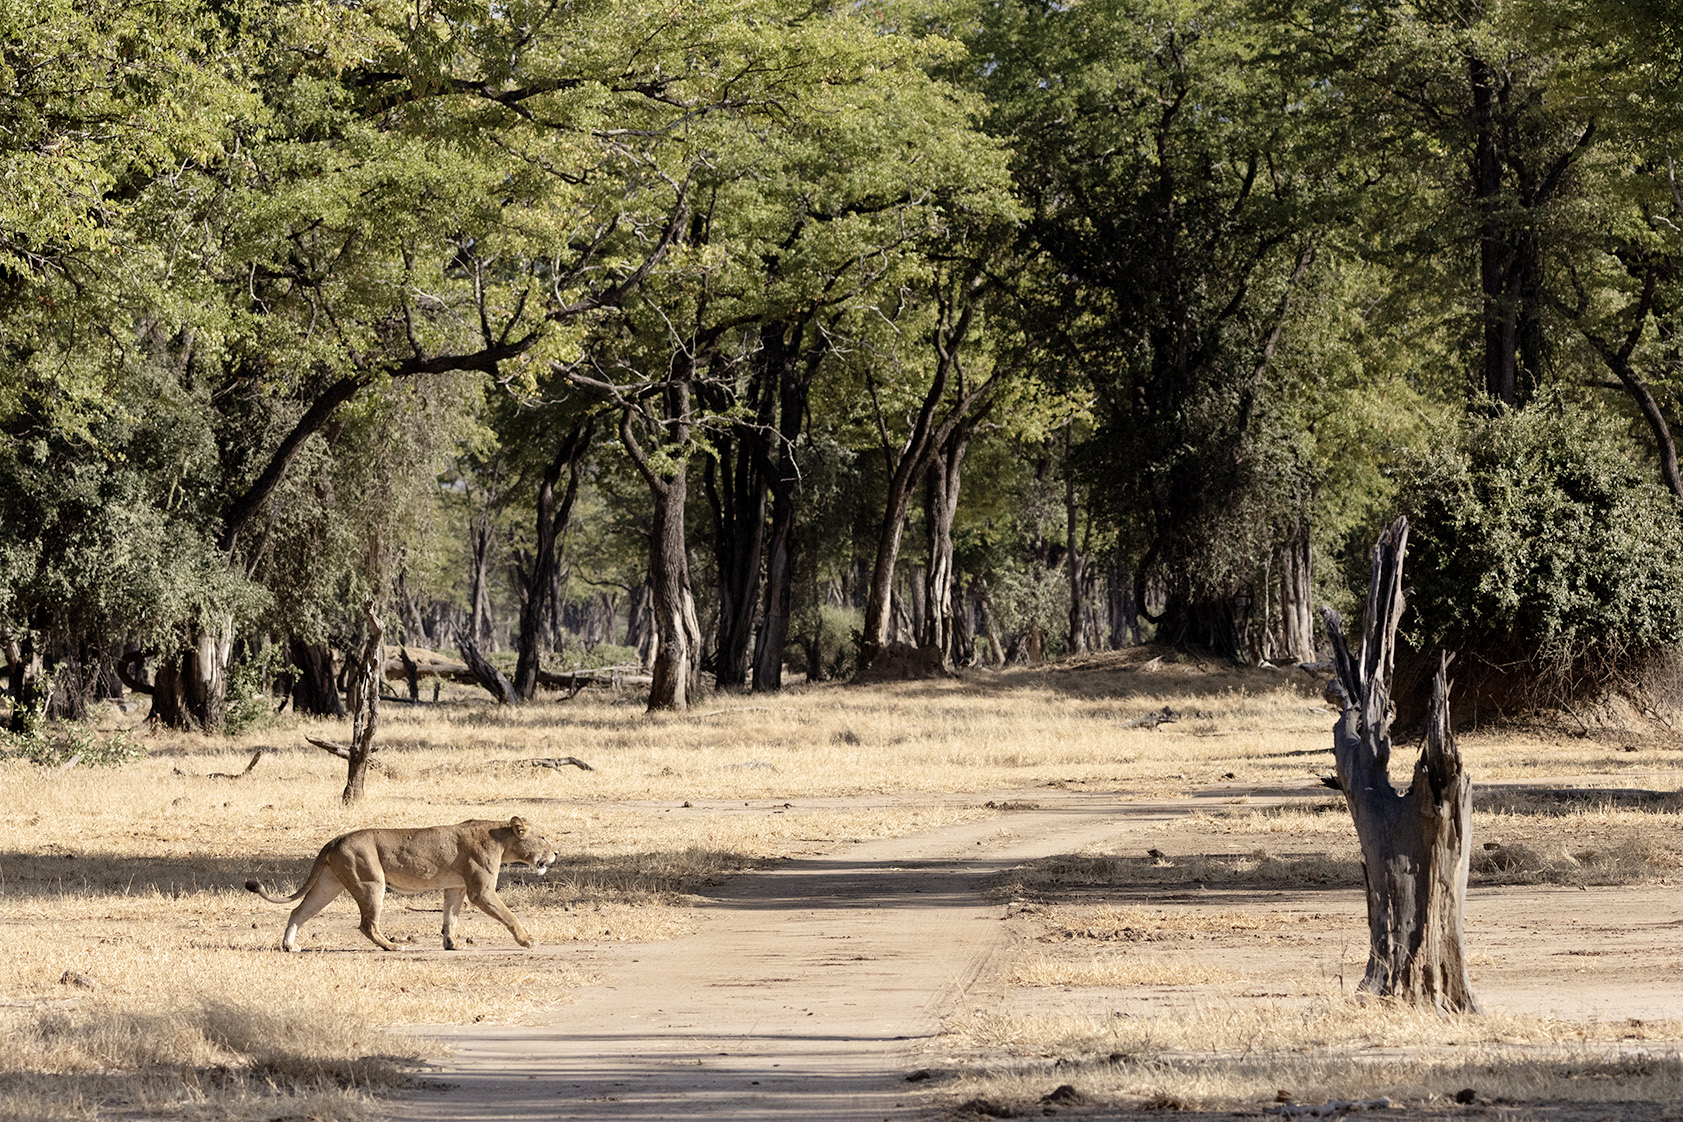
xmin=3 ymin=648 xmax=1683 ymax=1120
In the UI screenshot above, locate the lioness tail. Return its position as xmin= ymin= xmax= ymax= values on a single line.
xmin=245 ymin=877 xmax=306 ymax=904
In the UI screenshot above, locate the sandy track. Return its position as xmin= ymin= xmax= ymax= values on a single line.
xmin=395 ymin=791 xmax=1154 ymax=1120
xmin=394 ymin=784 xmax=1683 ymax=1120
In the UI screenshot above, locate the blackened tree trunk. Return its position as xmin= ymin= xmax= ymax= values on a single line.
xmin=751 ymin=328 xmax=824 ymax=694
xmin=288 ymin=638 xmax=347 ymax=718
xmin=1322 ymin=518 xmax=1479 ymax=1013
xmin=457 ymin=628 xmax=517 ymax=705
xmin=514 ymin=420 xmax=593 ymax=701
xmin=342 ymin=599 xmax=383 ymax=804
xmin=706 ymin=381 xmax=771 ymax=690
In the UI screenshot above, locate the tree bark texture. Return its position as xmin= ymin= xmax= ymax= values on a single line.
xmin=457 ymin=629 xmax=517 ymax=705
xmin=1322 ymin=517 xmax=1479 ymax=1013
xmin=151 ymin=619 xmax=234 ymax=732
xmin=342 ymin=600 xmax=383 ymax=804
xmin=920 ymin=426 xmax=970 ymax=662
xmin=288 ymin=639 xmax=347 ymax=719
xmin=646 ymin=457 xmax=701 ymax=710
xmin=1277 ymin=517 xmax=1315 ymax=662
xmin=706 ymin=401 xmax=770 ymax=690
xmin=751 ymin=326 xmax=824 ymax=694
xmin=514 ymin=420 xmax=592 ymax=701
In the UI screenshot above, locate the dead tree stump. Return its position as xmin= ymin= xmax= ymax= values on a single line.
xmin=343 ymin=599 xmax=384 ymax=804
xmin=1321 ymin=517 xmax=1479 ymax=1013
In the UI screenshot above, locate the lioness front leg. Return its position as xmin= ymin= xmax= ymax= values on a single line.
xmin=441 ymin=887 xmax=466 ymax=950
xmin=468 ymin=888 xmax=534 ymax=948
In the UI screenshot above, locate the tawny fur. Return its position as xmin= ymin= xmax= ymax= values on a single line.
xmin=245 ymin=816 xmax=557 ymax=952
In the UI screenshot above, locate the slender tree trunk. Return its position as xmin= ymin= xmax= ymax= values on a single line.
xmin=515 ymin=421 xmax=592 ymax=701
xmin=752 ymin=330 xmax=823 ymax=694
xmin=343 ymin=600 xmax=383 ymax=804
xmin=468 ymin=514 xmax=494 ymax=649
xmin=920 ymin=425 xmax=970 ymax=662
xmin=1278 ymin=516 xmax=1316 ymax=662
xmin=1065 ymin=428 xmax=1088 ymax=656
xmin=1322 ymin=518 xmax=1479 ymax=1013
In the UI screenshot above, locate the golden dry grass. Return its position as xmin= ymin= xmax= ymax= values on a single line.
xmin=5 ymin=651 xmax=1683 ymax=1117
xmin=1009 ymin=954 xmax=1244 ymax=987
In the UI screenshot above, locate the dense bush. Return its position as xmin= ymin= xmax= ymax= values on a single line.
xmin=1397 ymin=401 xmax=1683 ymax=671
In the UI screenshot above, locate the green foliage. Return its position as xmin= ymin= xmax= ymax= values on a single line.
xmin=224 ymin=645 xmax=289 ymax=736
xmin=1399 ymin=400 xmax=1683 ymax=664
xmin=0 ymin=685 xmax=144 ymax=767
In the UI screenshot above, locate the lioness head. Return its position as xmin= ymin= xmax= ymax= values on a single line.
xmin=505 ymin=816 xmax=558 ymax=875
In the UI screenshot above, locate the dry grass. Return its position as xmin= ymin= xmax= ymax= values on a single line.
xmin=0 ymin=999 xmax=408 ymax=1121
xmin=936 ymin=999 xmax=1683 ymax=1114
xmin=8 ymin=651 xmax=1683 ymax=1117
xmin=1009 ymin=954 xmax=1243 ymax=987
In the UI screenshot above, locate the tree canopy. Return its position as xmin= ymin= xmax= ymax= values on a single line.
xmin=5 ymin=0 xmax=1682 ymax=724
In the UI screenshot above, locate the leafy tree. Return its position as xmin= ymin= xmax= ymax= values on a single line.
xmin=1398 ymin=397 xmax=1683 ymax=683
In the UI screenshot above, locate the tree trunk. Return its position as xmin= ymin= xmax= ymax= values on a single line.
xmin=342 ymin=600 xmax=383 ymax=804
xmin=7 ymin=629 xmax=43 ymax=732
xmin=646 ymin=459 xmax=701 ymax=711
xmin=708 ymin=357 xmax=773 ymax=691
xmin=1065 ymin=428 xmax=1087 ymax=656
xmin=288 ymin=639 xmax=347 ymax=718
xmin=515 ymin=420 xmax=592 ymax=701
xmin=1322 ymin=518 xmax=1479 ymax=1013
xmin=468 ymin=513 xmax=495 ymax=649
xmin=751 ymin=328 xmax=823 ymax=694
xmin=152 ymin=620 xmax=234 ymax=732
xmin=1278 ymin=516 xmax=1316 ymax=662
xmin=457 ymin=629 xmax=517 ymax=705
xmin=1106 ymin=559 xmax=1140 ymax=648
xmin=920 ymin=427 xmax=970 ymax=661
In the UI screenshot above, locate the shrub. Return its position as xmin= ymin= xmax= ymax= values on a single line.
xmin=1397 ymin=399 xmax=1683 ymax=673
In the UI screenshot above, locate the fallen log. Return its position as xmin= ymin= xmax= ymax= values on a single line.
xmin=305 ymin=735 xmax=385 ymax=770
xmin=503 ymin=756 xmax=595 ymax=772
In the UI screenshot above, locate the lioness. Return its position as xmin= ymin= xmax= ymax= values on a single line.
xmin=245 ymin=816 xmax=557 ymax=952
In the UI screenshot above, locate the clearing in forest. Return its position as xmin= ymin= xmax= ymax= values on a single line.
xmin=2 ymin=650 xmax=1682 ymax=1120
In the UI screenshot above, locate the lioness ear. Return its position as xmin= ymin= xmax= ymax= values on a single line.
xmin=510 ymin=816 xmax=529 ymax=837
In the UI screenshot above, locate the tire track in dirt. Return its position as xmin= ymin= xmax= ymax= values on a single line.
xmin=393 ymin=791 xmax=1168 ymax=1121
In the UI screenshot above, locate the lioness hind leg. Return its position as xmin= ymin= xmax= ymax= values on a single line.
xmin=441 ymin=887 xmax=466 ymax=950
xmin=282 ymin=869 xmax=344 ymax=952
xmin=467 ymin=888 xmax=535 ymax=948
xmin=347 ymin=877 xmax=399 ymax=951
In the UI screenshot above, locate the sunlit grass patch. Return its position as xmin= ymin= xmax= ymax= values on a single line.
xmin=1026 ymin=904 xmax=1311 ymax=941
xmin=1009 ymin=954 xmax=1242 ymax=987
xmin=0 ymin=998 xmax=414 ymax=1122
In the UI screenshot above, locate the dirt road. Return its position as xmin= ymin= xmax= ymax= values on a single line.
xmin=395 ymin=791 xmax=1161 ymax=1120
xmin=394 ymin=785 xmax=1683 ymax=1121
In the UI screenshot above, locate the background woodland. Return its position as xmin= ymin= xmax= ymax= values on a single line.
xmin=8 ymin=0 xmax=1683 ymax=724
